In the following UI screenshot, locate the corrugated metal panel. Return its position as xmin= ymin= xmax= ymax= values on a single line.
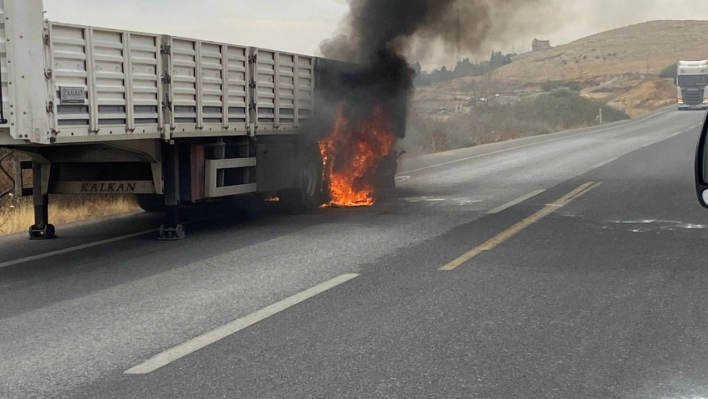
xmin=225 ymin=45 xmax=249 ymax=130
xmin=48 ymin=23 xmax=162 ymax=142
xmin=167 ymin=38 xmax=197 ymax=131
xmin=253 ymin=48 xmax=276 ymax=129
xmin=128 ymin=33 xmax=162 ymax=128
xmin=92 ymin=29 xmax=126 ymax=126
xmin=51 ymin=24 xmax=90 ymax=131
xmin=296 ymin=55 xmax=314 ymax=126
xmin=3 ymin=13 xmax=322 ymax=143
xmin=200 ymin=41 xmax=223 ymax=129
xmin=251 ymin=48 xmax=313 ymax=133
xmin=167 ymin=37 xmax=250 ymax=137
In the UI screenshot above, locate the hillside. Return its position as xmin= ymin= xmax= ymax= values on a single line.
xmin=413 ymin=20 xmax=704 ymax=117
xmin=404 ymin=20 xmax=708 ymax=156
xmin=447 ymin=20 xmax=708 ymax=85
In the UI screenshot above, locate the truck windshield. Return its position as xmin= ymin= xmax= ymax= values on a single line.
xmin=678 ymin=75 xmax=708 ymax=86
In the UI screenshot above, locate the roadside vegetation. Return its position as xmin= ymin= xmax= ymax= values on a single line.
xmin=607 ymin=78 xmax=675 ymax=118
xmin=408 ymin=88 xmax=629 ymax=154
xmin=0 ymin=151 xmax=138 ymax=235
xmin=413 ymin=51 xmax=514 ymax=87
xmin=659 ymin=63 xmax=678 ymax=79
xmin=541 ymin=80 xmax=583 ymax=93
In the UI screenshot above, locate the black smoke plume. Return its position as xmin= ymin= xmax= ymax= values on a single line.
xmin=319 ymin=0 xmax=554 ymax=111
xmin=316 ymin=0 xmax=553 ymax=136
xmin=313 ymin=0 xmax=551 ymax=201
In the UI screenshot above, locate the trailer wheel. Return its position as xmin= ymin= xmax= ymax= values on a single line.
xmin=135 ymin=194 xmax=165 ymax=213
xmin=374 ymin=152 xmax=398 ymax=194
xmin=280 ymin=144 xmax=324 ymax=213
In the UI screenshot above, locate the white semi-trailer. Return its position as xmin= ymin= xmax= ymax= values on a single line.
xmin=676 ymin=60 xmax=708 ymax=111
xmin=0 ymin=1 xmax=406 ymax=240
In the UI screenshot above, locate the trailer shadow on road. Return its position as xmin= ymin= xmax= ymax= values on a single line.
xmin=0 ymin=187 xmax=440 ymax=321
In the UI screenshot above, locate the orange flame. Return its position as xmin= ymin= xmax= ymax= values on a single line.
xmin=319 ymin=104 xmax=396 ymax=207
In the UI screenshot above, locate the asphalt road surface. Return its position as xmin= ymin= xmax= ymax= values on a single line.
xmin=2 ymin=108 xmax=708 ymax=399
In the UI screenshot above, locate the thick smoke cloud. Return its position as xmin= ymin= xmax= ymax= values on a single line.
xmin=314 ymin=0 xmax=557 ymax=201
xmin=317 ymin=0 xmax=558 ymax=127
xmin=321 ymin=0 xmax=556 ymax=64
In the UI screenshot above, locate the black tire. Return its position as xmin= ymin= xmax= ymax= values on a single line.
xmin=280 ymin=143 xmax=324 ymax=213
xmin=374 ymin=152 xmax=398 ymax=194
xmin=135 ymin=194 xmax=165 ymax=213
xmin=28 ymin=223 xmax=56 ymax=240
xmin=45 ymin=224 xmax=56 ymax=239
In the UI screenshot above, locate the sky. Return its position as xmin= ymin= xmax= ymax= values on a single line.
xmin=43 ymin=0 xmax=708 ymax=69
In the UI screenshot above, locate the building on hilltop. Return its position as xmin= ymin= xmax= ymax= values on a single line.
xmin=532 ymin=39 xmax=551 ymax=52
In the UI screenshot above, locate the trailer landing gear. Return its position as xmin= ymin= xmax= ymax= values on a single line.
xmin=157 ymin=142 xmax=185 ymax=241
xmin=29 ymin=223 xmax=56 ymax=240
xmin=158 ymin=224 xmax=185 ymax=241
xmin=28 ymin=162 xmax=56 ymax=240
xmin=158 ymin=205 xmax=185 ymax=241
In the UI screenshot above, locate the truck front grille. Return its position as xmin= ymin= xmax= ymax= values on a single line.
xmin=682 ymin=89 xmax=704 ymax=105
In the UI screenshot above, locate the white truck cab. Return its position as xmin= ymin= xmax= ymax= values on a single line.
xmin=676 ymin=60 xmax=708 ymax=111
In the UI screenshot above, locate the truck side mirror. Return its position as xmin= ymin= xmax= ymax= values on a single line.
xmin=694 ymin=111 xmax=708 ymax=208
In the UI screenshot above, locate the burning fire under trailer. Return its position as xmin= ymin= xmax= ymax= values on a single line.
xmin=0 ymin=0 xmax=408 ymax=240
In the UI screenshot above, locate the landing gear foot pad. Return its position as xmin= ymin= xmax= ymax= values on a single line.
xmin=158 ymin=224 xmax=186 ymax=241
xmin=28 ymin=224 xmax=57 ymax=240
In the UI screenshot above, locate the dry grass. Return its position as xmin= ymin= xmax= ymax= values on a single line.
xmin=0 ymin=195 xmax=140 ymax=236
xmin=607 ymin=78 xmax=676 ymax=118
xmin=0 ymin=149 xmax=141 ymax=236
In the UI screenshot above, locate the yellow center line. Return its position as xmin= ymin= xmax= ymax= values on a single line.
xmin=439 ymin=181 xmax=602 ymax=271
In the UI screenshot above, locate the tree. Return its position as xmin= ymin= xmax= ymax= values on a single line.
xmin=454 ymin=58 xmax=475 ymax=78
xmin=489 ymin=51 xmax=512 ymax=70
xmin=412 ymin=51 xmax=514 ymax=88
xmin=660 ymin=63 xmax=677 ymax=79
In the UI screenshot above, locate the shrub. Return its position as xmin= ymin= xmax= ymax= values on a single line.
xmin=408 ymin=89 xmax=629 ymax=154
xmin=659 ymin=63 xmax=677 ymax=79
xmin=541 ymin=80 xmax=582 ymax=92
xmin=519 ymin=88 xmax=629 ymax=129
